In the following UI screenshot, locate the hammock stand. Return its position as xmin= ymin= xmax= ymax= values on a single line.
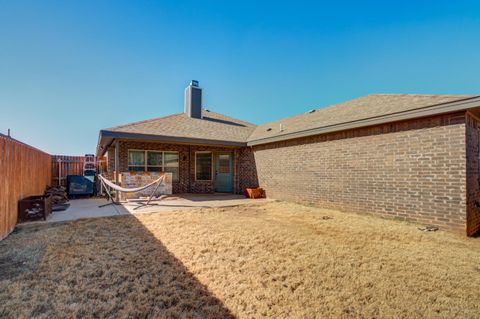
xmin=98 ymin=174 xmax=166 ymax=210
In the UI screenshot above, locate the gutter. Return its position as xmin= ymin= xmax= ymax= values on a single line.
xmin=247 ymin=96 xmax=480 ymax=146
xmin=97 ymin=130 xmax=247 ymax=156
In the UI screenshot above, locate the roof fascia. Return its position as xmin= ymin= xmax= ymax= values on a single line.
xmin=98 ymin=130 xmax=247 ymax=149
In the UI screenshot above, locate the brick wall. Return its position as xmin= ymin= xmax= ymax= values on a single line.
xmin=105 ymin=141 xmax=257 ymax=194
xmin=466 ymin=113 xmax=480 ymax=236
xmin=236 ymin=147 xmax=259 ymax=192
xmin=253 ymin=112 xmax=468 ymax=233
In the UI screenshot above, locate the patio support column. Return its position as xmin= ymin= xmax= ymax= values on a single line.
xmin=114 ymin=139 xmax=120 ymax=202
xmin=188 ymin=145 xmax=192 ymax=193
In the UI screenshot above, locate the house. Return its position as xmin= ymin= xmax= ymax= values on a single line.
xmin=97 ymin=81 xmax=480 ymax=236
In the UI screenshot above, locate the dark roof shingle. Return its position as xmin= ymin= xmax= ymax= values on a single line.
xmin=98 ymin=93 xmax=480 ymax=155
xmin=247 ymin=94 xmax=478 ymax=142
xmin=104 ymin=110 xmax=256 ymax=144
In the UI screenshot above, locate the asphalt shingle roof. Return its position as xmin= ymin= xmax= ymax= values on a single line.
xmin=104 ymin=110 xmax=256 ymax=143
xmin=247 ymin=94 xmax=477 ymax=142
xmin=99 ymin=93 xmax=479 ymax=152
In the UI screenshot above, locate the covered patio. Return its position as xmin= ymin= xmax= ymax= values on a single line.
xmin=96 ymin=81 xmax=259 ymax=197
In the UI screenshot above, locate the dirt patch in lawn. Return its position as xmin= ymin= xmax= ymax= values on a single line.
xmin=1 ymin=201 xmax=479 ymax=318
xmin=0 ymin=244 xmax=44 ymax=281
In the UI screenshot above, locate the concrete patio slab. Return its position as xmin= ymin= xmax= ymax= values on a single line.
xmin=39 ymin=194 xmax=271 ymax=223
xmin=47 ymin=198 xmax=128 ymax=222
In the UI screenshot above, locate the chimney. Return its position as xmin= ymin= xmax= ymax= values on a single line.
xmin=184 ymin=80 xmax=202 ymax=119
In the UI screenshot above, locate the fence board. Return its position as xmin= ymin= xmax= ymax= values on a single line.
xmin=0 ymin=135 xmax=52 ymax=240
xmin=51 ymin=155 xmax=106 ymax=187
xmin=0 ymin=137 xmax=107 ymax=240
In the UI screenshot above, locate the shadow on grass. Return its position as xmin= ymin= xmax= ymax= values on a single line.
xmin=0 ymin=214 xmax=234 ymax=318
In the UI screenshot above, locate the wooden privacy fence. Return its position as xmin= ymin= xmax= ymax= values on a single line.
xmin=0 ymin=135 xmax=105 ymax=240
xmin=0 ymin=134 xmax=52 ymax=240
xmin=51 ymin=155 xmax=106 ymax=187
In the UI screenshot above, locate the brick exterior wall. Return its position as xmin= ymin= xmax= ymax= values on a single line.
xmin=236 ymin=147 xmax=259 ymax=192
xmin=253 ymin=112 xmax=469 ymax=234
xmin=106 ymin=141 xmax=258 ymax=194
xmin=466 ymin=113 xmax=480 ymax=236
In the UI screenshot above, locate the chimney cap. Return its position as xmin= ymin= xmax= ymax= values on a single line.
xmin=190 ymin=80 xmax=199 ymax=87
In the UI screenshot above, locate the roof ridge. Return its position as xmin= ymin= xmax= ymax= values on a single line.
xmin=105 ymin=109 xmax=257 ymax=132
xmin=264 ymin=93 xmax=478 ymax=125
xmin=105 ymin=113 xmax=184 ymax=131
xmin=204 ymin=110 xmax=257 ymax=127
xmin=368 ymin=93 xmax=477 ymax=97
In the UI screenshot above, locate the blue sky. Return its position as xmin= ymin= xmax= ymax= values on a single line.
xmin=0 ymin=1 xmax=479 ymax=154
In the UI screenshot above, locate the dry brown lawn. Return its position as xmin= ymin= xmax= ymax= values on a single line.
xmin=1 ymin=201 xmax=480 ymax=318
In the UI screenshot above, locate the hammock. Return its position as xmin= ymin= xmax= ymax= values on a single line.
xmin=98 ymin=174 xmax=166 ymax=209
xmin=98 ymin=174 xmax=164 ymax=193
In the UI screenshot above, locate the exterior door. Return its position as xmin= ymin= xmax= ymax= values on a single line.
xmin=215 ymin=152 xmax=233 ymax=192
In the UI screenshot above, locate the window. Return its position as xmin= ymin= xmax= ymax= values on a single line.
xmin=164 ymin=152 xmax=179 ymax=181
xmin=128 ymin=150 xmax=179 ymax=181
xmin=147 ymin=151 xmax=163 ymax=171
xmin=128 ymin=151 xmax=145 ymax=172
xmin=195 ymin=152 xmax=212 ymax=181
xmin=218 ymin=154 xmax=231 ymax=173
